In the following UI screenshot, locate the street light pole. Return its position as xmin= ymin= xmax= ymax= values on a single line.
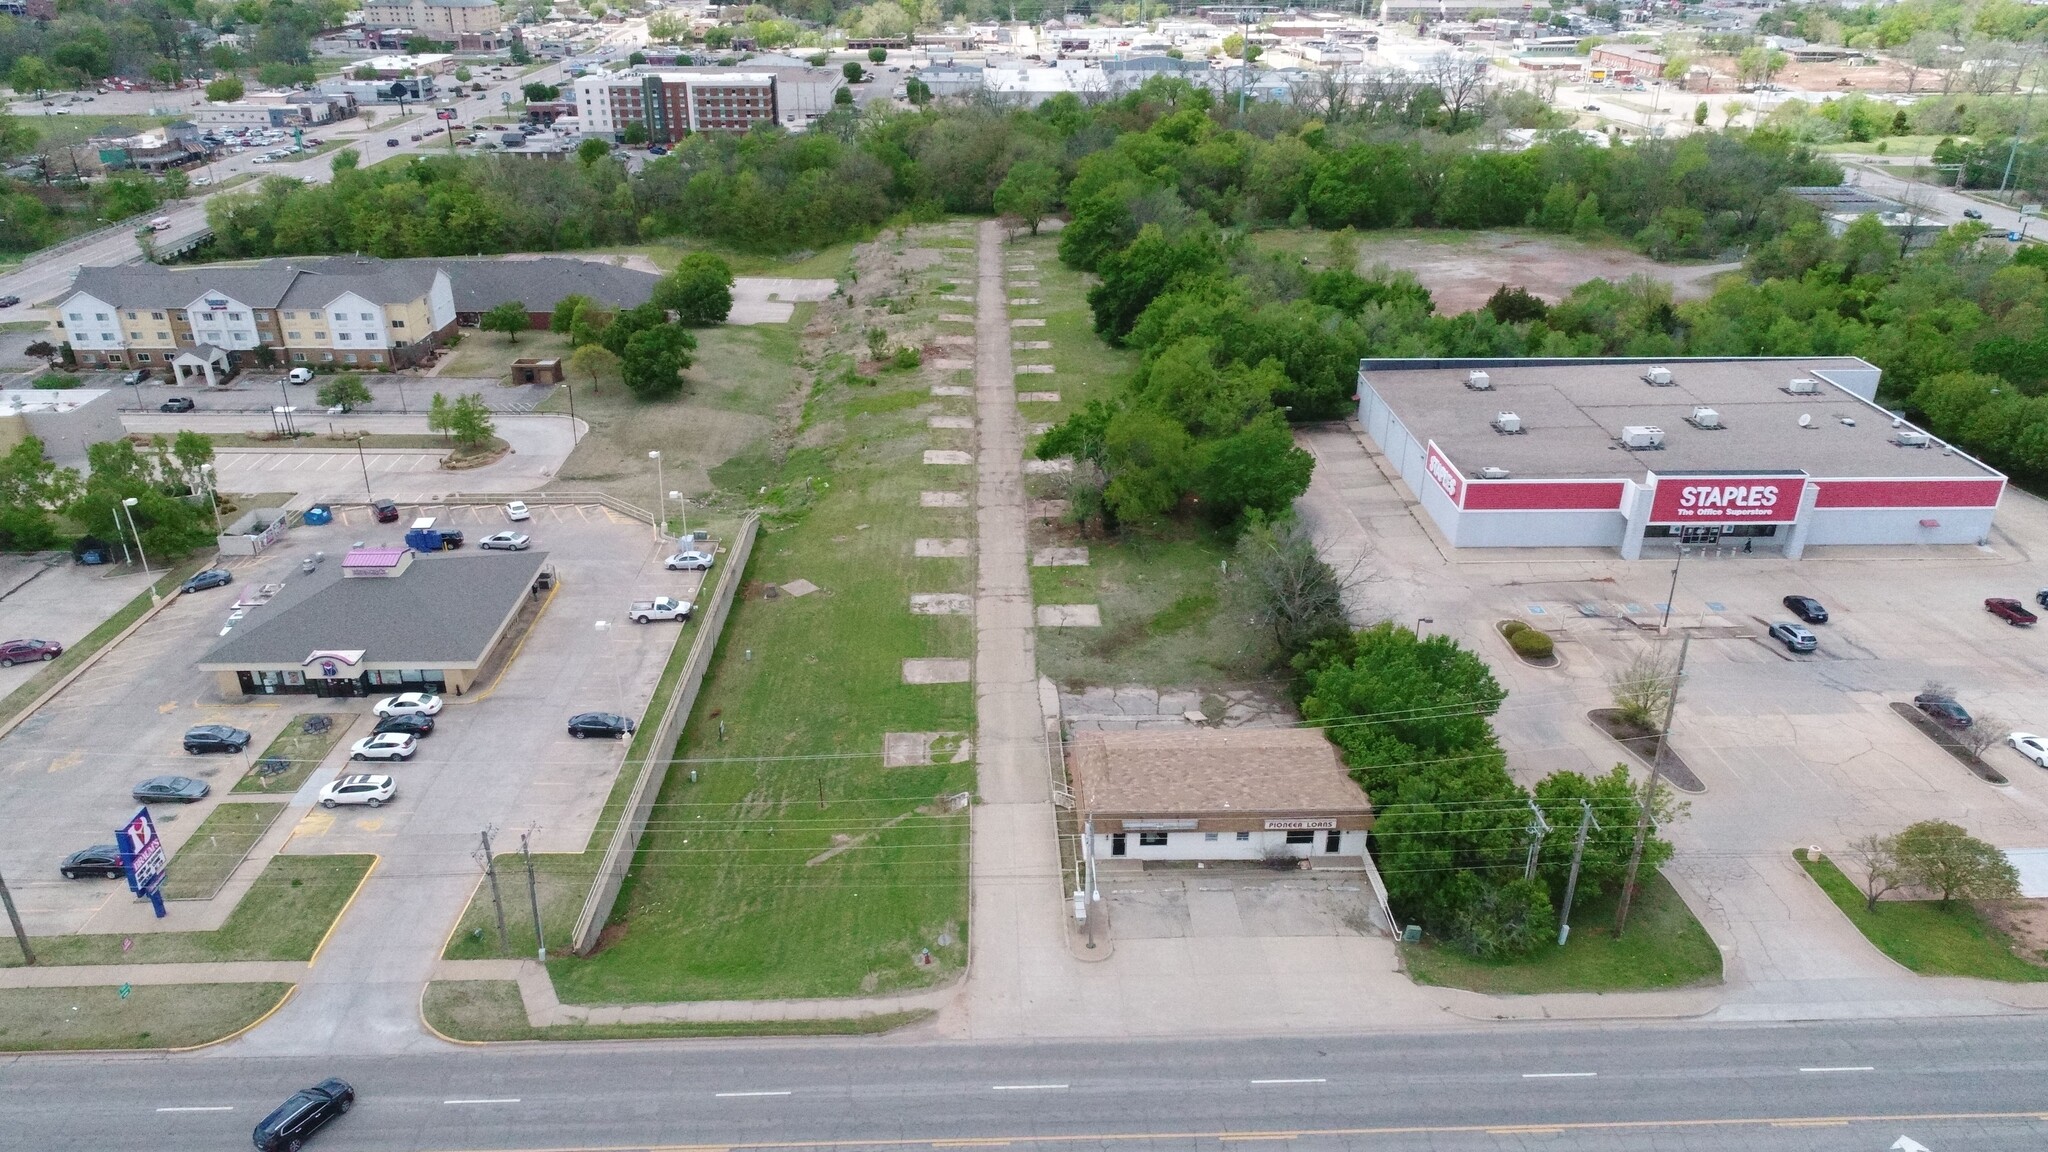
xmin=1658 ymin=545 xmax=1687 ymax=633
xmin=120 ymin=496 xmax=158 ymax=601
xmin=648 ymin=449 xmax=663 ymax=540
xmin=198 ymin=463 xmax=222 ymax=533
xmin=668 ymin=490 xmax=689 ymax=542
xmin=1413 ymin=615 xmax=1433 ymax=638
xmin=560 ymin=380 xmax=577 ymax=444
xmin=354 ymin=434 xmax=372 ymax=499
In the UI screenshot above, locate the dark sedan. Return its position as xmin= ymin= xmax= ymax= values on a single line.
xmin=1914 ymin=693 xmax=1973 ymax=729
xmin=59 ymin=845 xmax=124 ymax=879
xmin=0 ymin=638 xmax=61 ymax=666
xmin=372 ymin=498 xmax=400 ymax=523
xmin=253 ymin=1078 xmax=354 ymax=1152
xmin=133 ymin=775 xmax=210 ymax=803
xmin=184 ymin=724 xmax=252 ymax=754
xmin=0 ymin=294 xmax=20 ymax=307
xmin=374 ymin=712 xmax=435 ymax=738
xmin=181 ymin=568 xmax=233 ymax=594
xmin=567 ymin=711 xmax=635 ymax=739
xmin=1782 ymin=595 xmax=1828 ymax=624
xmin=160 ymin=396 xmax=196 ymax=412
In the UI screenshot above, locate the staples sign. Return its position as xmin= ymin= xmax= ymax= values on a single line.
xmin=1423 ymin=441 xmax=1464 ymax=507
xmin=1650 ymin=476 xmax=1805 ymax=523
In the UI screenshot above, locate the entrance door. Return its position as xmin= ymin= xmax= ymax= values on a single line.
xmin=1680 ymin=525 xmax=1723 ymax=545
xmin=1324 ymin=829 xmax=1342 ymax=853
xmin=1110 ymin=833 xmax=1126 ymax=857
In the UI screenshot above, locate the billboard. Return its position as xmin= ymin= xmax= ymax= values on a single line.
xmin=1649 ymin=474 xmax=1805 ymax=524
xmin=1422 ymin=440 xmax=1464 ymax=507
xmin=118 ymin=806 xmax=168 ymax=918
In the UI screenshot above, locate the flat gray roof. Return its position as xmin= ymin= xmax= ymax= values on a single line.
xmin=198 ymin=550 xmax=547 ymax=670
xmin=1363 ymin=357 xmax=1999 ymax=482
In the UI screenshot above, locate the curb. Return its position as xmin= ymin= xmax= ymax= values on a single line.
xmin=416 ymin=981 xmax=491 ymax=1048
xmin=306 ymin=854 xmax=379 ymax=968
xmin=169 ymin=983 xmax=298 ymax=1053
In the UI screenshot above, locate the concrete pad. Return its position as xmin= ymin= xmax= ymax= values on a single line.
xmin=780 ymin=578 xmax=819 ymax=598
xmin=1009 ymin=297 xmax=1042 ymax=306
xmin=1010 ymin=280 xmax=1040 ymax=287
xmin=921 ymin=491 xmax=969 ymax=508
xmin=1032 ymin=547 xmax=1089 ymax=567
xmin=1037 ymin=604 xmax=1102 ymax=627
xmin=884 ymin=731 xmax=974 ymax=767
xmin=1013 ymin=340 xmax=1051 ymax=349
xmin=902 ymin=658 xmax=972 ymax=685
xmin=931 ymin=358 xmax=974 ymax=370
xmin=1026 ymin=422 xmax=1053 ymax=436
xmin=1023 ymin=457 xmax=1073 ymax=474
xmin=924 ymin=450 xmax=974 ymax=466
xmin=915 ymin=537 xmax=973 ymax=558
xmin=940 ymin=313 xmax=975 ymax=323
xmin=1008 ymin=264 xmax=1036 ymax=272
xmin=934 ymin=334 xmax=975 ymax=347
xmin=928 ymin=415 xmax=975 ymax=430
xmin=1015 ymin=364 xmax=1055 ymax=374
xmin=942 ymin=294 xmax=975 ymax=302
xmin=931 ymin=385 xmax=973 ymax=397
xmin=1018 ymin=391 xmax=1061 ymax=403
xmin=911 ymin=593 xmax=974 ymax=615
xmin=1031 ymin=499 xmax=1070 ymax=519
xmin=726 ymin=277 xmax=838 ymax=325
xmin=1011 ymin=318 xmax=1046 ymax=328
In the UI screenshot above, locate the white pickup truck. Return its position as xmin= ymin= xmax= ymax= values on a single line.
xmin=629 ymin=596 xmax=693 ymax=624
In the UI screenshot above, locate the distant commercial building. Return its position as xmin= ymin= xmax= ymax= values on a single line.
xmin=358 ymin=0 xmax=501 ymax=38
xmin=1589 ymin=43 xmax=1665 ymax=77
xmin=572 ymin=70 xmax=787 ymax=141
xmin=0 ymin=389 xmax=123 ymax=470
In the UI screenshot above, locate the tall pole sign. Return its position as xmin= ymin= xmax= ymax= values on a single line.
xmin=118 ymin=807 xmax=169 ymax=919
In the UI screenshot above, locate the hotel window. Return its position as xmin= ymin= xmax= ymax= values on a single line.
xmin=156 ymin=331 xmax=168 ymax=340
xmin=1137 ymin=832 xmax=1169 ymax=847
xmin=126 ymin=311 xmax=137 ymax=319
xmin=283 ymin=311 xmax=296 ymax=319
xmin=256 ymin=311 xmax=270 ymax=320
xmin=200 ymin=312 xmax=214 ymax=321
xmin=320 ymin=352 xmax=334 ymax=361
xmin=68 ymin=312 xmax=82 ymax=322
xmin=308 ymin=310 xmax=322 ymax=319
xmin=95 ymin=312 xmax=109 ymax=321
xmin=360 ymin=312 xmax=373 ymax=321
xmin=1236 ymin=831 xmax=1250 ymax=841
xmin=389 ymin=319 xmax=404 ymax=328
xmin=287 ymin=331 xmax=301 ymax=340
xmin=339 ymin=333 xmax=351 ymax=341
xmin=1203 ymin=832 xmax=1219 ymax=842
xmin=136 ymin=353 xmax=151 ymax=362
xmin=151 ymin=311 xmax=164 ymax=320
xmin=292 ymin=352 xmax=307 ymax=361
xmin=229 ymin=312 xmax=244 ymax=321
xmin=100 ymin=333 xmax=114 ymax=342
xmin=314 ymin=331 xmax=327 ymax=340
xmin=129 ymin=331 xmax=140 ymax=340
xmin=342 ymin=353 xmax=357 ymax=364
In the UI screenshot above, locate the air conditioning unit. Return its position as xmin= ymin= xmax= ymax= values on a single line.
xmin=1686 ymin=406 xmax=1721 ymax=429
xmin=1620 ymin=425 xmax=1665 ymax=449
xmin=1895 ymin=430 xmax=1932 ymax=448
xmin=1492 ymin=411 xmax=1523 ymax=434
xmin=1478 ymin=466 xmax=1511 ymax=480
xmin=1465 ymin=370 xmax=1493 ymax=391
xmin=1643 ymin=366 xmax=1674 ymax=386
xmin=1784 ymin=377 xmax=1820 ymax=395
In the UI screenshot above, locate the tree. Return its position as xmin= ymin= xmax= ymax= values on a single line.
xmin=1230 ymin=515 xmax=1357 ymax=657
xmin=622 ymin=121 xmax=649 ymax=146
xmin=353 ymin=65 xmax=378 ymax=81
xmin=1100 ymin=406 xmax=1196 ymax=526
xmin=1694 ymin=101 xmax=1708 ymax=126
xmin=654 ymin=253 xmax=734 ymax=326
xmin=1219 ymin=34 xmax=1262 ymax=64
xmin=629 ymin=51 xmax=646 ymax=66
xmin=1844 ymin=835 xmax=1907 ymax=912
xmin=0 ymin=436 xmax=80 ymax=550
xmin=577 ymin=137 xmax=609 ymax=166
xmin=522 ymin=82 xmax=560 ymax=103
xmin=905 ymin=76 xmax=931 ymax=105
xmin=619 ymin=324 xmax=696 ymax=400
xmin=317 ymin=374 xmax=373 ymax=413
xmin=868 ymin=47 xmax=888 ymax=64
xmin=480 ymin=300 xmax=530 ymax=342
xmin=9 ymin=56 xmax=56 ymax=98
xmin=551 ymin=294 xmax=593 ymax=335
xmin=1892 ymin=820 xmax=2020 ymax=909
xmin=428 ymin=392 xmax=452 ymax=441
xmin=1195 ymin=410 xmax=1314 ymax=523
xmin=648 ymin=12 xmax=687 ymax=41
xmin=446 ymin=392 xmax=496 ymax=449
xmin=204 ymin=76 xmax=245 ymax=103
xmin=568 ymin=344 xmax=621 ymax=390
xmin=1610 ymin=645 xmax=1678 ymax=730
xmin=455 ymin=66 xmax=472 ymax=82
xmin=993 ymin=160 xmax=1059 ymax=235
xmin=843 ymin=61 xmax=865 ymax=83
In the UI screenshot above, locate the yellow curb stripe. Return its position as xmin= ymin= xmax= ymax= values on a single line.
xmin=168 ymin=982 xmax=297 ymax=1053
xmin=307 ymin=854 xmax=378 ymax=968
xmin=451 ymin=573 xmax=559 ymax=706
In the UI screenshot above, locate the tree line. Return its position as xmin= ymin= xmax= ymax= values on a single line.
xmin=0 ymin=431 xmax=218 ymax=559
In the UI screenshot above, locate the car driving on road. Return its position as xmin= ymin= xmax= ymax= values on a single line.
xmin=253 ymin=1077 xmax=355 ymax=1151
xmin=1768 ymin=621 xmax=1818 ymax=652
xmin=1986 ymin=597 xmax=2038 ymax=626
xmin=2008 ymin=732 xmax=2048 ymax=767
xmin=1782 ymin=595 xmax=1828 ymax=624
xmin=159 ymin=396 xmax=195 ymax=412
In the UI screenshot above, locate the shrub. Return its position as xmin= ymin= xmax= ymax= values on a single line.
xmin=1509 ymin=629 xmax=1554 ymax=659
xmin=32 ymin=372 xmax=77 ymax=390
xmin=1499 ymin=619 xmax=1529 ymax=637
xmin=892 ymin=345 xmax=923 ymax=371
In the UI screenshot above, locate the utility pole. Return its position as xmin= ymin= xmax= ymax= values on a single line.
xmin=480 ymin=828 xmax=509 ymax=954
xmin=521 ymin=830 xmax=545 ymax=963
xmin=0 ymin=865 xmax=34 ymax=966
xmin=1556 ymin=800 xmax=1599 ymax=947
xmin=1616 ymin=633 xmax=1689 ymax=936
xmin=1522 ymin=799 xmax=1550 ymax=881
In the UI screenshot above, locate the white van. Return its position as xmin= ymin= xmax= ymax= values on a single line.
xmin=287 ymin=367 xmax=315 ymax=384
xmin=148 ymin=216 xmax=172 ymax=231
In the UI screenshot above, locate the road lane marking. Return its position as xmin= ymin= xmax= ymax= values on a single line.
xmin=1771 ymin=1120 xmax=1849 ymax=1128
xmin=1249 ymin=1079 xmax=1326 ymax=1085
xmin=1219 ymin=1134 xmax=1297 ymax=1142
xmin=1487 ymin=1128 xmax=1562 ymax=1136
xmin=156 ymin=1106 xmax=233 ymax=1112
xmin=991 ymin=1084 xmax=1068 ymax=1091
xmin=716 ymin=1091 xmax=793 ymax=1098
xmin=1521 ymin=1072 xmax=1597 ymax=1078
xmin=1799 ymin=1067 xmax=1875 ymax=1073
xmin=444 ymin=1099 xmax=521 ymax=1105
xmin=933 ymin=1143 xmax=1012 ymax=1148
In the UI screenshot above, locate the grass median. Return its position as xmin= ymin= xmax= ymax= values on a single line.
xmin=1798 ymin=849 xmax=2048 ymax=982
xmin=233 ymin=713 xmax=353 ymax=795
xmin=162 ymin=802 xmax=288 ymax=900
xmin=0 ymin=983 xmax=293 ymax=1052
xmin=422 ymin=980 xmax=930 ymax=1041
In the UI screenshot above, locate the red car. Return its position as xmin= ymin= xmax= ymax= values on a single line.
xmin=1987 ymin=597 xmax=2038 ymax=626
xmin=0 ymin=638 xmax=62 ymax=666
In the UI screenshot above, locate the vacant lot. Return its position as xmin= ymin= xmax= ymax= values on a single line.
xmin=0 ymin=983 xmax=292 ymax=1051
xmin=1249 ymin=229 xmax=1739 ymax=315
xmin=1800 ymin=851 xmax=2048 ymax=982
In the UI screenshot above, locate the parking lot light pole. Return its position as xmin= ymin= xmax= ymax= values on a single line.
xmin=198 ymin=463 xmax=222 ymax=532
xmin=354 ymin=434 xmax=372 ymax=499
xmin=648 ymin=450 xmax=664 ymax=540
xmin=120 ymin=496 xmax=158 ymax=601
xmin=1414 ymin=616 xmax=1433 ymax=639
xmin=594 ymin=620 xmax=623 ymax=717
xmin=669 ymin=490 xmax=689 ymax=542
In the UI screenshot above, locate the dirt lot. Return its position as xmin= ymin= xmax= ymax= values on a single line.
xmin=1253 ymin=229 xmax=1739 ymax=315
xmin=1698 ymin=54 xmax=1915 ymax=94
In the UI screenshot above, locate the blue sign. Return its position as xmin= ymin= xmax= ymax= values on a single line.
xmin=118 ymin=806 xmax=168 ymax=918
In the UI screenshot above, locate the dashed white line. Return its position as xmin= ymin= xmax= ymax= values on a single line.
xmin=716 ymin=1090 xmax=793 ymax=1098
xmin=443 ymin=1098 xmax=521 ymax=1105
xmin=1521 ymin=1072 xmax=1598 ymax=1079
xmin=1798 ymin=1067 xmax=1874 ymax=1073
xmin=156 ymin=1106 xmax=234 ymax=1113
xmin=1250 ymin=1079 xmax=1327 ymax=1085
xmin=990 ymin=1084 xmax=1068 ymax=1091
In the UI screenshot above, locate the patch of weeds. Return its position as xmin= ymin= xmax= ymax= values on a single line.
xmin=1147 ymin=592 xmax=1217 ymax=638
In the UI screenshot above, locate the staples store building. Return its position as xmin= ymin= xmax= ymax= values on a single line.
xmin=1355 ymin=357 xmax=2006 ymax=559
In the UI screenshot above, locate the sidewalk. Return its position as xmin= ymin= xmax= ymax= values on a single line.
xmin=430 ymin=959 xmax=956 ymax=1024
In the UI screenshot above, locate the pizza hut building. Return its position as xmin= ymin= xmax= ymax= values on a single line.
xmin=1354 ymin=357 xmax=2004 ymax=558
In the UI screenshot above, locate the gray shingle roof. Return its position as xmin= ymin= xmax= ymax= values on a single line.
xmin=66 ymin=256 xmax=657 ymax=315
xmin=197 ymin=550 xmax=548 ymax=670
xmin=438 ymin=258 xmax=659 ymax=314
xmin=71 ymin=265 xmax=305 ymax=309
xmin=281 ymin=255 xmax=445 ymax=309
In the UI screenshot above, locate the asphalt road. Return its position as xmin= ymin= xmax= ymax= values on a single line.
xmin=6 ymin=1016 xmax=2048 ymax=1151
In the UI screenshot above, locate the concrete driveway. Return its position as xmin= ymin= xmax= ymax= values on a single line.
xmin=729 ymin=277 xmax=838 ymax=325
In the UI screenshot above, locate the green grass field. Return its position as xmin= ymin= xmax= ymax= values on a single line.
xmin=162 ymin=802 xmax=287 ymax=900
xmin=423 ymin=980 xmax=929 ymax=1040
xmin=233 ymin=713 xmax=352 ymax=795
xmin=1401 ymin=872 xmax=1723 ymax=994
xmin=1799 ymin=850 xmax=2048 ymax=982
xmin=0 ymin=983 xmax=292 ymax=1052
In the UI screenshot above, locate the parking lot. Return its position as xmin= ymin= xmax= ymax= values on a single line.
xmin=100 ymin=374 xmax=554 ymax=416
xmin=0 ymin=500 xmax=706 ymax=937
xmin=1296 ymin=425 xmax=2048 ymax=999
xmin=0 ymin=554 xmax=154 ymax=694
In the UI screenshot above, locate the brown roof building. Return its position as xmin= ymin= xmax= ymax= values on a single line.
xmin=1072 ymin=728 xmax=1372 ymax=868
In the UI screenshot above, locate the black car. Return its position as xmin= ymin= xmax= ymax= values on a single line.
xmin=371 ymin=498 xmax=400 ymax=523
xmin=567 ymin=711 xmax=635 ymax=739
xmin=160 ymin=396 xmax=195 ymax=412
xmin=182 ymin=568 xmax=233 ymax=594
xmin=253 ymin=1078 xmax=354 ymax=1152
xmin=437 ymin=529 xmax=464 ymax=549
xmin=1964 ymin=208 xmax=1984 ymax=220
xmin=1782 ymin=595 xmax=1829 ymax=624
xmin=1913 ymin=693 xmax=1973 ymax=729
xmin=184 ymin=724 xmax=252 ymax=754
xmin=374 ymin=712 xmax=435 ymax=738
xmin=133 ymin=775 xmax=210 ymax=803
xmin=0 ymin=294 xmax=21 ymax=308
xmin=59 ymin=844 xmax=123 ymax=879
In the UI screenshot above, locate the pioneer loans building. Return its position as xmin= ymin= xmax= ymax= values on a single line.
xmin=1355 ymin=357 xmax=2006 ymax=558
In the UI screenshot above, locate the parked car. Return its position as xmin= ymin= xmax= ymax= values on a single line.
xmin=371 ymin=498 xmax=400 ymax=523
xmin=373 ymin=691 xmax=442 ymax=718
xmin=350 ymin=732 xmax=417 ymax=762
xmin=0 ymin=638 xmax=62 ymax=666
xmin=2007 ymin=732 xmax=2048 ymax=767
xmin=647 ymin=144 xmax=668 ymax=155
xmin=478 ymin=531 xmax=530 ymax=550
xmin=181 ymin=568 xmax=233 ymax=594
xmin=159 ymin=396 xmax=196 ymax=412
xmin=629 ymin=596 xmax=692 ymax=623
xmin=0 ymin=294 xmax=20 ymax=307
xmin=184 ymin=724 xmax=252 ymax=754
xmin=1964 ymin=208 xmax=1985 ymax=220
xmin=663 ymin=549 xmax=714 ymax=571
xmin=121 ymin=368 xmax=151 ymax=385
xmin=58 ymin=844 xmax=124 ymax=879
xmin=287 ymin=367 xmax=316 ymax=384
xmin=1768 ymin=621 xmax=1818 ymax=652
xmin=252 ymin=1078 xmax=355 ymax=1151
xmin=385 ymin=137 xmax=399 ymax=146
xmin=374 ymin=712 xmax=434 ymax=738
xmin=2035 ymin=587 xmax=2048 ymax=610
xmin=1913 ymin=693 xmax=1973 ymax=729
xmin=567 ymin=711 xmax=635 ymax=739
xmin=132 ymin=775 xmax=209 ymax=803
xmin=504 ymin=500 xmax=530 ymax=521
xmin=1782 ymin=595 xmax=1829 ymax=624
xmin=317 ymin=774 xmax=394 ymax=809
xmin=1986 ymin=597 xmax=2038 ymax=626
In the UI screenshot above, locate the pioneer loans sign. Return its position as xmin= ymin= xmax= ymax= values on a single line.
xmin=1650 ymin=475 xmax=1806 ymax=523
xmin=1423 ymin=440 xmax=1464 ymax=506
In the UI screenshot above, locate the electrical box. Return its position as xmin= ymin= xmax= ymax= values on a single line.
xmin=1465 ymin=370 xmax=1493 ymax=390
xmin=1478 ymin=466 xmax=1511 ymax=480
xmin=1785 ymin=377 xmax=1820 ymax=395
xmin=1895 ymin=430 xmax=1931 ymax=448
xmin=1643 ymin=366 xmax=1674 ymax=386
xmin=1688 ymin=406 xmax=1721 ymax=429
xmin=1621 ymin=425 xmax=1665 ymax=449
xmin=1492 ymin=411 xmax=1523 ymax=434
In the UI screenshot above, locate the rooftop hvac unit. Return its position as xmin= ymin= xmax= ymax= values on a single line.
xmin=1643 ymin=366 xmax=1675 ymax=386
xmin=1686 ymin=406 xmax=1722 ymax=429
xmin=1492 ymin=411 xmax=1524 ymax=434
xmin=1895 ymin=430 xmax=1932 ymax=448
xmin=1784 ymin=377 xmax=1820 ymax=395
xmin=1478 ymin=466 xmax=1511 ymax=480
xmin=1620 ymin=425 xmax=1665 ymax=449
xmin=1465 ymin=370 xmax=1493 ymax=391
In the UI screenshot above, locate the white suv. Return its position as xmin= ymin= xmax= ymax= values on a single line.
xmin=318 ymin=774 xmax=395 ymax=808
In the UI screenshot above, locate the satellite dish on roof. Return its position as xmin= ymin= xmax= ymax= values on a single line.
xmin=1798 ymin=414 xmax=1812 ymax=428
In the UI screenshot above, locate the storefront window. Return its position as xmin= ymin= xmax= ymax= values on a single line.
xmin=1137 ymin=832 xmax=1168 ymax=847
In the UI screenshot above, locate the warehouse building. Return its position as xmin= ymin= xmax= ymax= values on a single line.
xmin=1355 ymin=356 xmax=2005 ymax=558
